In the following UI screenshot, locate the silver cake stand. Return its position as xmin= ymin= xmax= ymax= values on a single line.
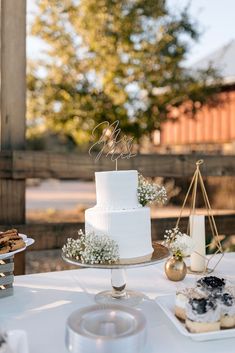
xmin=62 ymin=242 xmax=170 ymax=306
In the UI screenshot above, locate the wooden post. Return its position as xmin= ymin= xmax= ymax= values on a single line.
xmin=0 ymin=0 xmax=26 ymax=275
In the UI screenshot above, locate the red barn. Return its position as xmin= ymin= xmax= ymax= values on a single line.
xmin=159 ymin=40 xmax=235 ymax=153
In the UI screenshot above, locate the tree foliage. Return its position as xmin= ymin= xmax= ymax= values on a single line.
xmin=28 ymin=0 xmax=220 ymax=147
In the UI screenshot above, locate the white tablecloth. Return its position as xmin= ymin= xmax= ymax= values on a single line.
xmin=1 ymin=253 xmax=235 ymax=353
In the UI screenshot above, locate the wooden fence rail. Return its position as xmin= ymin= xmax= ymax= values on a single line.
xmin=1 ymin=214 xmax=234 ymax=251
xmin=0 ymin=151 xmax=235 ymax=179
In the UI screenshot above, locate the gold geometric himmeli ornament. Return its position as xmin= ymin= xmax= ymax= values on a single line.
xmin=175 ymin=159 xmax=224 ymax=274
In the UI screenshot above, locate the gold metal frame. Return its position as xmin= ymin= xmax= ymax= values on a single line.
xmin=176 ymin=160 xmax=224 ymax=274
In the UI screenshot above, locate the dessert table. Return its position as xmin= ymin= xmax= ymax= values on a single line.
xmin=1 ymin=252 xmax=235 ymax=353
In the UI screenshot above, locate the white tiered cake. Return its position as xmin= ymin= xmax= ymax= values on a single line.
xmin=85 ymin=170 xmax=153 ymax=259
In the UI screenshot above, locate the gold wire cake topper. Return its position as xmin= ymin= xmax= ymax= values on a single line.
xmin=176 ymin=159 xmax=224 ymax=274
xmin=89 ymin=120 xmax=136 ymax=170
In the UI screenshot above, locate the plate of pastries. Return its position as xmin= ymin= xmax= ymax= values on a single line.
xmin=0 ymin=229 xmax=34 ymax=260
xmin=156 ymin=276 xmax=235 ymax=341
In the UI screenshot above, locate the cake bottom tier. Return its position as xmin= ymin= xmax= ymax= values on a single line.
xmin=85 ymin=206 xmax=153 ymax=259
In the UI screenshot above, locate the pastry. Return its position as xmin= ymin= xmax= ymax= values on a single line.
xmin=0 ymin=229 xmax=20 ymax=245
xmin=185 ymin=297 xmax=220 ymax=333
xmin=0 ymin=235 xmax=21 ymax=245
xmin=196 ymin=276 xmax=226 ymax=295
xmin=0 ymin=245 xmax=10 ymax=254
xmin=0 ymin=229 xmax=18 ymax=235
xmin=9 ymin=239 xmax=25 ymax=252
xmin=0 ymin=332 xmax=13 ymax=353
xmin=0 ymin=229 xmax=25 ymax=254
xmin=216 ymin=291 xmax=235 ymax=329
xmin=0 ymin=229 xmax=18 ymax=237
xmin=175 ymin=288 xmax=206 ymax=321
xmin=175 ymin=290 xmax=188 ymax=321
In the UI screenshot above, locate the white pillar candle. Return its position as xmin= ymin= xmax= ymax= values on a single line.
xmin=190 ymin=214 xmax=206 ymax=272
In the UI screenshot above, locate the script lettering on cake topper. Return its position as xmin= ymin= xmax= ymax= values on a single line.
xmin=89 ymin=120 xmax=136 ymax=170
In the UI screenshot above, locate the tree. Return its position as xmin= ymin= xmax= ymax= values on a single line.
xmin=28 ymin=0 xmax=220 ymax=148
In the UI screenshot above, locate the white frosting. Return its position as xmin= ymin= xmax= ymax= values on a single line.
xmin=221 ymin=303 xmax=235 ymax=316
xmin=176 ymin=288 xmax=205 ymax=309
xmin=226 ymin=285 xmax=235 ymax=296
xmin=186 ymin=301 xmax=220 ymax=323
xmin=219 ymin=291 xmax=235 ymax=316
xmin=85 ymin=206 xmax=153 ymax=259
xmin=95 ymin=170 xmax=141 ymax=209
xmin=175 ymin=293 xmax=188 ymax=309
xmin=85 ymin=170 xmax=153 ymax=259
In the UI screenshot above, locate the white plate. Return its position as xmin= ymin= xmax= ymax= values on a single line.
xmin=0 ymin=233 xmax=35 ymax=260
xmin=66 ymin=304 xmax=147 ymax=353
xmin=155 ymin=294 xmax=235 ymax=341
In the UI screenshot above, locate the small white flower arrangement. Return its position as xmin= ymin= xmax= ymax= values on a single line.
xmin=163 ymin=227 xmax=195 ymax=260
xmin=138 ymin=174 xmax=167 ymax=207
xmin=62 ymin=230 xmax=120 ymax=264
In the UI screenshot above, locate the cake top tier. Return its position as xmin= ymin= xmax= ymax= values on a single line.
xmin=95 ymin=170 xmax=141 ymax=209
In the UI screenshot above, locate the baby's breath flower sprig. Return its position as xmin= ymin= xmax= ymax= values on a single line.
xmin=163 ymin=227 xmax=194 ymax=260
xmin=137 ymin=174 xmax=167 ymax=207
xmin=62 ymin=230 xmax=119 ymax=265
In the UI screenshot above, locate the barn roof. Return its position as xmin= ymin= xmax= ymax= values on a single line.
xmin=195 ymin=39 xmax=235 ymax=85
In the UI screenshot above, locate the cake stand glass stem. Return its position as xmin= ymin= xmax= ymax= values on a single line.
xmin=95 ymin=268 xmax=145 ymax=305
xmin=111 ymin=269 xmax=127 ymax=299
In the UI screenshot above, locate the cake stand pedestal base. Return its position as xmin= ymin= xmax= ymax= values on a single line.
xmin=95 ymin=269 xmax=147 ymax=306
xmin=95 ymin=290 xmax=146 ymax=306
xmin=62 ymin=242 xmax=170 ymax=307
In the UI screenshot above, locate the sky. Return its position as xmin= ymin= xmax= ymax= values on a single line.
xmin=27 ymin=0 xmax=235 ymax=65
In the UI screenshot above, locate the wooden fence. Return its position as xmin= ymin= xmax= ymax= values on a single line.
xmin=0 ymin=1 xmax=235 ymax=275
xmin=1 ymin=151 xmax=235 ymax=179
xmin=0 ymin=151 xmax=235 ymax=258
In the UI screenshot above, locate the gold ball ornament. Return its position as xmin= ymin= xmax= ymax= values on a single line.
xmin=165 ymin=256 xmax=187 ymax=281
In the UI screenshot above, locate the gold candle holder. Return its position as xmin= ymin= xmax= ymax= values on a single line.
xmin=175 ymin=160 xmax=224 ymax=275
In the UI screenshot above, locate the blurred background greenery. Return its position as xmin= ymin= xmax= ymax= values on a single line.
xmin=27 ymin=0 xmax=220 ymax=151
